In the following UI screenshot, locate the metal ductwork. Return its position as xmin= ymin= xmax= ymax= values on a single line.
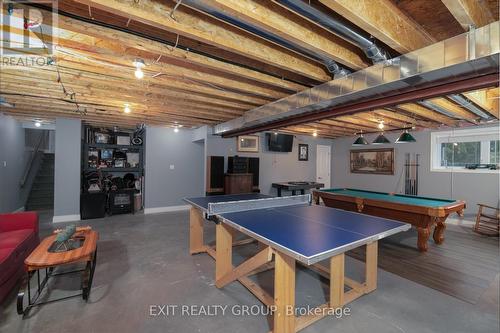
xmin=448 ymin=94 xmax=494 ymax=120
xmin=180 ymin=0 xmax=348 ymax=77
xmin=274 ymin=0 xmax=389 ymax=63
xmin=417 ymin=100 xmax=462 ymax=119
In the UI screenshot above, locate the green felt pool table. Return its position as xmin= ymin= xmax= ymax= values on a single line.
xmin=313 ymin=188 xmax=466 ymax=252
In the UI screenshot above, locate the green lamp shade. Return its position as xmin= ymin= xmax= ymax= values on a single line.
xmin=372 ymin=133 xmax=390 ymax=144
xmin=353 ymin=135 xmax=369 ymax=145
xmin=396 ymin=131 xmax=416 ymax=143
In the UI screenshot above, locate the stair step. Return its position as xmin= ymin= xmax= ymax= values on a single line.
xmin=25 ymin=153 xmax=55 ymax=211
xmin=27 ymin=202 xmax=53 ymax=209
xmin=31 ymin=185 xmax=53 ymax=190
xmin=35 ymin=176 xmax=54 ymax=181
xmin=29 ymin=192 xmax=53 ymax=198
xmin=28 ymin=198 xmax=54 ymax=204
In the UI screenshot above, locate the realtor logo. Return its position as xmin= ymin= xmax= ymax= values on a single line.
xmin=0 ymin=0 xmax=58 ymax=57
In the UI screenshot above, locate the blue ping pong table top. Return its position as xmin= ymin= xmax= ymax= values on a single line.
xmin=219 ymin=204 xmax=410 ymax=265
xmin=184 ymin=193 xmax=272 ymax=212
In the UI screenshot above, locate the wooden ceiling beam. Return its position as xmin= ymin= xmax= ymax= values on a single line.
xmin=0 ymin=107 xmax=210 ymax=128
xmin=352 ymin=112 xmax=407 ymax=128
xmin=1 ymin=93 xmax=239 ymax=122
xmin=441 ymin=0 xmax=495 ymax=30
xmin=426 ymin=97 xmax=480 ymax=122
xmin=186 ymin=0 xmax=368 ymax=70
xmin=54 ymin=8 xmax=306 ymax=93
xmin=319 ymin=119 xmax=374 ymax=132
xmin=333 ymin=115 xmax=397 ymax=130
xmin=76 ymin=0 xmax=331 ymax=82
xmin=2 ymin=25 xmax=285 ymax=101
xmin=396 ymin=103 xmax=459 ymax=126
xmin=319 ymin=0 xmax=435 ymax=53
xmin=375 ymin=109 xmax=441 ymax=128
xmin=463 ymin=88 xmax=499 ymax=119
xmin=35 ymin=59 xmax=269 ymax=106
xmin=282 ymin=126 xmax=339 ymax=139
xmin=53 ymin=46 xmax=283 ymax=100
xmin=1 ymin=76 xmax=251 ymax=113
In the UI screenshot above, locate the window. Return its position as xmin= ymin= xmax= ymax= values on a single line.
xmin=440 ymin=142 xmax=481 ymax=167
xmin=431 ymin=127 xmax=500 ymax=172
xmin=490 ymin=140 xmax=499 ymax=164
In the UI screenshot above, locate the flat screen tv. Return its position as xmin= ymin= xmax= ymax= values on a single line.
xmin=266 ymin=133 xmax=293 ymax=152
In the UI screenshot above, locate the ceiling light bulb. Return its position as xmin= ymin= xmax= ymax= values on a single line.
xmin=312 ymin=132 xmax=318 ymax=137
xmin=274 ymin=131 xmax=278 ymax=135
xmin=174 ymin=127 xmax=179 ymax=133
xmin=124 ymin=105 xmax=131 ymax=113
xmin=34 ymin=121 xmax=41 ymax=127
xmin=134 ymin=68 xmax=144 ymax=79
xmin=378 ymin=122 xmax=384 ymax=129
xmin=133 ymin=58 xmax=145 ymax=68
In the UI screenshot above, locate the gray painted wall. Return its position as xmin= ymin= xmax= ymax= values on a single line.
xmin=331 ymin=129 xmax=500 ymax=215
xmin=53 ymin=118 xmax=81 ymax=218
xmin=145 ymin=126 xmax=204 ymax=208
xmin=206 ymin=132 xmax=333 ymax=196
xmin=0 ymin=113 xmax=26 ymax=213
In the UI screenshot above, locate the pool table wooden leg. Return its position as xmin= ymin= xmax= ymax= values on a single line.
xmin=433 ymin=218 xmax=447 ymax=244
xmin=417 ymin=226 xmax=430 ymax=252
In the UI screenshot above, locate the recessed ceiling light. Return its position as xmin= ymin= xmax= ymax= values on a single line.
xmin=34 ymin=121 xmax=41 ymax=127
xmin=124 ymin=104 xmax=131 ymax=113
xmin=312 ymin=131 xmax=318 ymax=137
xmin=378 ymin=121 xmax=384 ymax=130
xmin=174 ymin=127 xmax=179 ymax=133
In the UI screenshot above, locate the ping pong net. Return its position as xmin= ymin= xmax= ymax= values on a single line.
xmin=207 ymin=194 xmax=311 ymax=218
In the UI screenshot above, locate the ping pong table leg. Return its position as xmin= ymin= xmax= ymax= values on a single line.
xmin=189 ymin=207 xmax=206 ymax=255
xmin=215 ymin=223 xmax=233 ymax=283
xmin=273 ymin=252 xmax=295 ymax=333
xmin=365 ymin=241 xmax=378 ymax=293
xmin=329 ymin=253 xmax=345 ymax=309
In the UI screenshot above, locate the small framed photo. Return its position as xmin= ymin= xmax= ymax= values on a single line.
xmin=237 ymin=135 xmax=259 ymax=153
xmin=298 ymin=144 xmax=309 ymax=161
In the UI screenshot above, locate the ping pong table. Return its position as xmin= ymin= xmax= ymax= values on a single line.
xmin=184 ymin=194 xmax=410 ymax=333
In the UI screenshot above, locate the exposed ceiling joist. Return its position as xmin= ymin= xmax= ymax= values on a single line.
xmin=183 ymin=0 xmax=368 ymax=70
xmin=54 ymin=8 xmax=306 ymax=93
xmin=319 ymin=0 xmax=435 ymax=53
xmin=75 ymin=0 xmax=331 ymax=82
xmin=426 ymin=97 xmax=479 ymax=122
xmin=464 ymin=88 xmax=499 ymax=119
xmin=441 ymin=0 xmax=495 ymax=29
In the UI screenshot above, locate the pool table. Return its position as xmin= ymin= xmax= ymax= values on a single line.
xmin=313 ymin=188 xmax=466 ymax=252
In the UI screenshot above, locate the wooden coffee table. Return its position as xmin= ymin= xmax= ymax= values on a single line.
xmin=17 ymin=229 xmax=98 ymax=316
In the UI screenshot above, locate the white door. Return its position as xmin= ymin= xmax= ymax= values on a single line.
xmin=316 ymin=145 xmax=331 ymax=188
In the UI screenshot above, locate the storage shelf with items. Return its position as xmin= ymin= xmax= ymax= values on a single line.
xmin=81 ymin=125 xmax=146 ymax=219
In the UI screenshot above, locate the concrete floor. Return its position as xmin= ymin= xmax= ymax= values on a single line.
xmin=0 ymin=210 xmax=498 ymax=333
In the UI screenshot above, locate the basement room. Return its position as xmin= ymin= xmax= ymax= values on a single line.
xmin=0 ymin=1 xmax=499 ymax=333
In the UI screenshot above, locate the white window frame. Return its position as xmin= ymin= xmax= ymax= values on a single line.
xmin=430 ymin=127 xmax=500 ymax=174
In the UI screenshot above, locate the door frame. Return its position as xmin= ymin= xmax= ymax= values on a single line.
xmin=316 ymin=145 xmax=331 ymax=188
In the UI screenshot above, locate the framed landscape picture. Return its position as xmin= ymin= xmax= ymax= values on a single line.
xmin=298 ymin=144 xmax=309 ymax=161
xmin=350 ymin=148 xmax=394 ymax=175
xmin=237 ymin=135 xmax=259 ymax=152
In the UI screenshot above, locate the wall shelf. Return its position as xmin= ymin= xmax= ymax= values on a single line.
xmin=83 ymin=167 xmax=143 ymax=173
xmin=85 ymin=143 xmax=143 ymax=150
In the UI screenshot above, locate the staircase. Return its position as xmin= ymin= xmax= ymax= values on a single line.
xmin=26 ymin=153 xmax=54 ymax=211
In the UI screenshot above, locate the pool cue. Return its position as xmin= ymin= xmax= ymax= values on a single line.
xmin=415 ymin=154 xmax=420 ymax=195
xmin=404 ymin=153 xmax=407 ymax=194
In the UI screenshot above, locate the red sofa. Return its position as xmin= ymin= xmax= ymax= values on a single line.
xmin=0 ymin=212 xmax=39 ymax=304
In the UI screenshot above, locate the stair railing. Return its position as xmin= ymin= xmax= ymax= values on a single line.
xmin=20 ymin=130 xmax=48 ymax=188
